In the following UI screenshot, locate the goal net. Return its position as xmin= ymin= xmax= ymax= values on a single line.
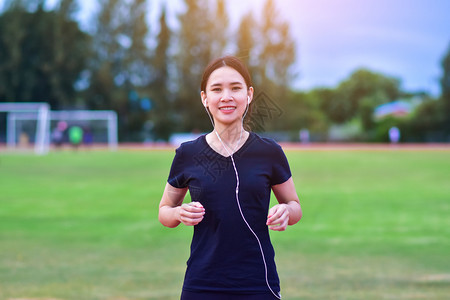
xmin=0 ymin=102 xmax=51 ymax=155
xmin=0 ymin=103 xmax=118 ymax=154
xmin=46 ymin=110 xmax=118 ymax=151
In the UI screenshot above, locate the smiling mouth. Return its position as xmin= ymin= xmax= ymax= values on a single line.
xmin=219 ymin=106 xmax=236 ymax=111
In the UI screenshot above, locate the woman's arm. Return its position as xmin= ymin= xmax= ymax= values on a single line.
xmin=267 ymin=177 xmax=302 ymax=231
xmin=158 ymin=183 xmax=205 ymax=228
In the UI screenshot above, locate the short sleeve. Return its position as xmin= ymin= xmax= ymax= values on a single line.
xmin=167 ymin=146 xmax=188 ymax=188
xmin=270 ymin=143 xmax=292 ymax=186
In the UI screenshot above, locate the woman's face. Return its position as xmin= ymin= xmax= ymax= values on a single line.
xmin=202 ymin=66 xmax=253 ymax=127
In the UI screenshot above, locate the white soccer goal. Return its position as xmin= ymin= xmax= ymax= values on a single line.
xmin=0 ymin=103 xmax=118 ymax=154
xmin=47 ymin=110 xmax=118 ymax=151
xmin=0 ymin=102 xmax=51 ymax=155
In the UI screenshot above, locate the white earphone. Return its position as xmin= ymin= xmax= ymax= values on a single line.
xmin=201 ymin=91 xmax=280 ymax=300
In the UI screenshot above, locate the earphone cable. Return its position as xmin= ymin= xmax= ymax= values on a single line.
xmin=204 ymin=100 xmax=282 ymax=299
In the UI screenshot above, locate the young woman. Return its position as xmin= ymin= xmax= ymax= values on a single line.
xmin=159 ymin=56 xmax=302 ymax=300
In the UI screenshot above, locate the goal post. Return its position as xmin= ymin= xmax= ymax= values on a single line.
xmin=0 ymin=103 xmax=118 ymax=154
xmin=0 ymin=102 xmax=51 ymax=155
xmin=47 ymin=110 xmax=118 ymax=151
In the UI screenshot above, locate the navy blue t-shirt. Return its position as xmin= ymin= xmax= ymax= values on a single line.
xmin=167 ymin=132 xmax=292 ymax=294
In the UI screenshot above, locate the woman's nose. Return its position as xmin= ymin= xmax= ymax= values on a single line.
xmin=220 ymin=89 xmax=233 ymax=101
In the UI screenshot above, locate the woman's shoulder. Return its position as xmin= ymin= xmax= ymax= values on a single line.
xmin=250 ymin=132 xmax=283 ymax=151
xmin=176 ymin=134 xmax=207 ymax=153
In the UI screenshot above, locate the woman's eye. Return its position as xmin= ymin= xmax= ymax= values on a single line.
xmin=232 ymin=86 xmax=241 ymax=91
xmin=212 ymin=88 xmax=221 ymax=92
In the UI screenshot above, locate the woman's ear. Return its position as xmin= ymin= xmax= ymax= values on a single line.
xmin=247 ymin=86 xmax=254 ymax=105
xmin=200 ymin=91 xmax=207 ymax=107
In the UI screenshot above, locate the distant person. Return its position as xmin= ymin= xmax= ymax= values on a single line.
xmin=51 ymin=121 xmax=67 ymax=149
xmin=83 ymin=127 xmax=93 ymax=147
xmin=299 ymin=128 xmax=310 ymax=144
xmin=389 ymin=126 xmax=400 ymax=144
xmin=19 ymin=131 xmax=29 ymax=148
xmin=159 ymin=56 xmax=302 ymax=300
xmin=68 ymin=125 xmax=83 ymax=150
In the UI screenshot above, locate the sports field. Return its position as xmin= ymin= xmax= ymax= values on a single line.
xmin=0 ymin=146 xmax=449 ymax=300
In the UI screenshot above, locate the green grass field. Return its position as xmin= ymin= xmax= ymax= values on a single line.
xmin=0 ymin=148 xmax=449 ymax=300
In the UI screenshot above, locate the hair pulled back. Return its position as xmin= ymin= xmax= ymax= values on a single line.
xmin=201 ymin=56 xmax=253 ymax=93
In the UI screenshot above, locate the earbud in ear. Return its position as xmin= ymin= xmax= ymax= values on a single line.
xmin=247 ymin=96 xmax=250 ymax=104
xmin=203 ymin=99 xmax=208 ymax=107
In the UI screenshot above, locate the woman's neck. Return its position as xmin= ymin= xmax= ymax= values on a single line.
xmin=216 ymin=121 xmax=243 ymax=140
xmin=207 ymin=123 xmax=248 ymax=155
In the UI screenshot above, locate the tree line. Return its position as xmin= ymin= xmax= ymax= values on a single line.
xmin=0 ymin=0 xmax=449 ymax=142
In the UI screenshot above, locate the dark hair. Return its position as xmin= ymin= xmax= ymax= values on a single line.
xmin=201 ymin=56 xmax=253 ymax=93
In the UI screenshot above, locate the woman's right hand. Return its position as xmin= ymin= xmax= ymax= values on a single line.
xmin=178 ymin=202 xmax=205 ymax=226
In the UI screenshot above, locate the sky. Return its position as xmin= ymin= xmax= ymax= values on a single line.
xmin=275 ymin=0 xmax=450 ymax=95
xmin=2 ymin=0 xmax=449 ymax=96
xmin=222 ymin=0 xmax=450 ymax=96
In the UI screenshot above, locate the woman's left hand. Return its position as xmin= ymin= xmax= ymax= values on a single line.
xmin=266 ymin=203 xmax=290 ymax=231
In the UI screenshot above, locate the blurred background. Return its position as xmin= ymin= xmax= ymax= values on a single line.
xmin=1 ymin=2 xmax=450 ymax=299
xmin=0 ymin=0 xmax=449 ymax=147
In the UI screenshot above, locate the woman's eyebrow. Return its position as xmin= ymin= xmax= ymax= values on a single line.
xmin=209 ymin=81 xmax=244 ymax=88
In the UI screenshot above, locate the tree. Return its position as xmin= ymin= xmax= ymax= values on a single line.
xmin=210 ymin=0 xmax=229 ymax=58
xmin=284 ymin=89 xmax=329 ymax=139
xmin=149 ymin=5 xmax=174 ymax=141
xmin=256 ymin=0 xmax=296 ymax=91
xmin=236 ymin=12 xmax=254 ymax=64
xmin=58 ymin=0 xmax=79 ymax=19
xmin=175 ymin=0 xmax=230 ymax=132
xmin=0 ymin=2 xmax=90 ymax=108
xmin=86 ymin=0 xmax=152 ymax=141
xmin=440 ymin=43 xmax=450 ymax=135
xmin=405 ymin=97 xmax=445 ymax=142
xmin=235 ymin=11 xmax=258 ymax=82
xmin=249 ymin=0 xmax=297 ymax=132
xmin=325 ymin=69 xmax=401 ymax=126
